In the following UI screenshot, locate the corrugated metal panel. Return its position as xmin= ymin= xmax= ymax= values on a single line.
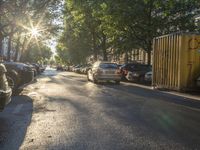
xmin=153 ymin=33 xmax=200 ymax=91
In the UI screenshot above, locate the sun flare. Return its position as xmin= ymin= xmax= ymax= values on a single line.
xmin=17 ymin=16 xmax=49 ymax=48
xmin=31 ymin=28 xmax=40 ymax=36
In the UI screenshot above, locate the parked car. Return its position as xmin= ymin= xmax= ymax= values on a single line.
xmin=56 ymin=65 xmax=64 ymax=71
xmin=0 ymin=63 xmax=12 ymax=111
xmin=64 ymin=66 xmax=70 ymax=71
xmin=68 ymin=66 xmax=74 ymax=72
xmin=84 ymin=64 xmax=92 ymax=74
xmin=120 ymin=63 xmax=151 ymax=82
xmin=120 ymin=63 xmax=136 ymax=80
xmin=39 ymin=64 xmax=46 ymax=73
xmin=26 ymin=63 xmax=38 ymax=77
xmin=197 ymin=76 xmax=200 ymax=87
xmin=126 ymin=64 xmax=151 ymax=82
xmin=32 ymin=63 xmax=41 ymax=74
xmin=73 ymin=65 xmax=82 ymax=73
xmin=87 ymin=61 xmax=121 ymax=84
xmin=79 ymin=64 xmax=91 ymax=74
xmin=3 ymin=62 xmax=34 ymax=90
xmin=144 ymin=71 xmax=152 ymax=84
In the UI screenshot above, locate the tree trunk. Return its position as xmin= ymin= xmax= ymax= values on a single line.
xmin=0 ymin=37 xmax=3 ymax=58
xmin=0 ymin=32 xmax=4 ymax=59
xmin=125 ymin=51 xmax=129 ymax=63
xmin=91 ymin=28 xmax=98 ymax=61
xmin=14 ymin=36 xmax=20 ymax=61
xmin=19 ymin=37 xmax=27 ymax=61
xmin=147 ymin=40 xmax=152 ymax=65
xmin=147 ymin=50 xmax=151 ymax=65
xmin=7 ymin=35 xmax=12 ymax=61
xmin=7 ymin=26 xmax=15 ymax=61
xmin=146 ymin=0 xmax=153 ymax=65
xmin=102 ymin=33 xmax=108 ymax=61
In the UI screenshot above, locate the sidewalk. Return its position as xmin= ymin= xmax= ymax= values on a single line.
xmin=122 ymin=82 xmax=200 ymax=101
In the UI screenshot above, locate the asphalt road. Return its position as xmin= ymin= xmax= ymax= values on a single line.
xmin=0 ymin=68 xmax=200 ymax=150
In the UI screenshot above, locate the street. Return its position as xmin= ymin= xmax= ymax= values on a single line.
xmin=0 ymin=68 xmax=200 ymax=150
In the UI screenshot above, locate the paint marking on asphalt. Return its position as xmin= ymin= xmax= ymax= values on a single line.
xmin=13 ymin=104 xmax=24 ymax=114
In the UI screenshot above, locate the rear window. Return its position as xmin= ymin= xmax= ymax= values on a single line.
xmin=99 ymin=63 xmax=118 ymax=69
xmin=129 ymin=65 xmax=151 ymax=71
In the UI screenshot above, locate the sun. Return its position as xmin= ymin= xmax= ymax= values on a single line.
xmin=17 ymin=17 xmax=48 ymax=48
xmin=31 ymin=28 xmax=40 ymax=36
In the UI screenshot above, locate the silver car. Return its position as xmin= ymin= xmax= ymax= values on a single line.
xmin=87 ymin=61 xmax=121 ymax=84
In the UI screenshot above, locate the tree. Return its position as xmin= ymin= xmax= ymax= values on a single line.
xmin=59 ymin=0 xmax=200 ymax=65
xmin=0 ymin=0 xmax=61 ymax=61
xmin=103 ymin=0 xmax=200 ymax=64
xmin=20 ymin=42 xmax=52 ymax=63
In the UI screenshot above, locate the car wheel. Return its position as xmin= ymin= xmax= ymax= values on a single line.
xmin=6 ymin=76 xmax=15 ymax=90
xmin=6 ymin=72 xmax=19 ymax=90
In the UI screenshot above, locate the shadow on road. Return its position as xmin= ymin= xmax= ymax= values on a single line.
xmin=35 ymin=72 xmax=200 ymax=149
xmin=96 ymin=83 xmax=200 ymax=148
xmin=0 ymin=95 xmax=33 ymax=150
xmin=103 ymin=83 xmax=200 ymax=109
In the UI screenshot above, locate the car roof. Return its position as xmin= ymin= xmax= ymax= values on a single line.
xmin=97 ymin=61 xmax=116 ymax=64
xmin=3 ymin=61 xmax=28 ymax=66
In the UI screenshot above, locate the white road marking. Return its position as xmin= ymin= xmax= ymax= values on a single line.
xmin=13 ymin=104 xmax=24 ymax=114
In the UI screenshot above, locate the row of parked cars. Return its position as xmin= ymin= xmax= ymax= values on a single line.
xmin=56 ymin=64 xmax=92 ymax=74
xmin=67 ymin=62 xmax=153 ymax=84
xmin=59 ymin=61 xmax=200 ymax=90
xmin=119 ymin=63 xmax=152 ymax=83
xmin=0 ymin=62 xmax=46 ymax=111
xmin=71 ymin=64 xmax=92 ymax=74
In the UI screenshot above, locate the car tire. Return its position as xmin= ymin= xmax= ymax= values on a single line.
xmin=6 ymin=71 xmax=19 ymax=90
xmin=6 ymin=76 xmax=15 ymax=90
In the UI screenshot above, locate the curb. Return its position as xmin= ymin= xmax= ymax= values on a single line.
xmin=121 ymin=82 xmax=200 ymax=102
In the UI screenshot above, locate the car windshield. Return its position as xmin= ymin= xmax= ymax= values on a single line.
xmin=99 ymin=63 xmax=118 ymax=69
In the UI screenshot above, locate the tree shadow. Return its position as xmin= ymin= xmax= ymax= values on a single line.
xmin=0 ymin=95 xmax=33 ymax=150
xmin=104 ymin=83 xmax=200 ymax=109
xmin=97 ymin=84 xmax=200 ymax=148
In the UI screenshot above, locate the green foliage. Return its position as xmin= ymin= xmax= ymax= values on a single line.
xmin=0 ymin=0 xmax=61 ymax=61
xmin=21 ymin=43 xmax=52 ymax=63
xmin=58 ymin=0 xmax=200 ymax=65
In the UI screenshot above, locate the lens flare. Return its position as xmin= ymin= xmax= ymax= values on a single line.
xmin=31 ymin=28 xmax=40 ymax=36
